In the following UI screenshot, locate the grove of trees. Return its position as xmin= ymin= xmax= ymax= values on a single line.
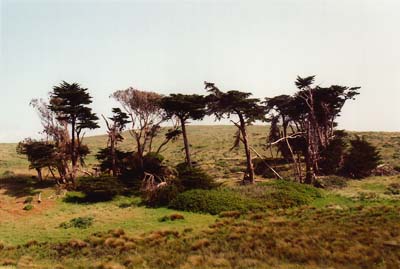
xmin=17 ymin=76 xmax=382 ymax=193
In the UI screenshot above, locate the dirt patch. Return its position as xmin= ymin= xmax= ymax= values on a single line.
xmin=0 ymin=183 xmax=56 ymax=222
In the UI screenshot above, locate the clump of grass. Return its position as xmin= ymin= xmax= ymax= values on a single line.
xmin=385 ymin=183 xmax=400 ymax=195
xmin=23 ymin=204 xmax=33 ymax=211
xmin=219 ymin=210 xmax=241 ymax=218
xmin=152 ymin=214 xmax=185 ymax=223
xmin=191 ymin=239 xmax=210 ymax=250
xmin=59 ymin=216 xmax=94 ymax=229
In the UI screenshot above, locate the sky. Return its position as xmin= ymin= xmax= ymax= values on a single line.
xmin=1 ymin=0 xmax=399 ymax=143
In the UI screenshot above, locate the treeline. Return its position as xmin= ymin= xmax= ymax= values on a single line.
xmin=17 ymin=76 xmax=381 ymax=190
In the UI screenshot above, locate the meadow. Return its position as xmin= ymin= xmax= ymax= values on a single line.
xmin=0 ymin=125 xmax=400 ymax=268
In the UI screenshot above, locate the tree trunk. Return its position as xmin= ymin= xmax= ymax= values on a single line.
xmin=110 ymin=131 xmax=117 ymax=176
xmin=180 ymin=118 xmax=192 ymax=168
xmin=36 ymin=168 xmax=43 ymax=182
xmin=70 ymin=118 xmax=77 ymax=187
xmin=239 ymin=115 xmax=254 ymax=184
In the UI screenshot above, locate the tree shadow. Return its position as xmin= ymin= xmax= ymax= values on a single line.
xmin=0 ymin=175 xmax=55 ymax=198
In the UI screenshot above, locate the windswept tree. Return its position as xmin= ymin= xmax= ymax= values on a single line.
xmin=30 ymin=98 xmax=71 ymax=182
xmin=205 ymin=82 xmax=266 ymax=183
xmin=265 ymin=76 xmax=360 ymax=184
xmin=160 ymin=94 xmax=207 ymax=167
xmin=16 ymin=139 xmax=56 ymax=181
xmin=48 ymin=81 xmax=99 ymax=184
xmin=111 ymin=88 xmax=165 ymax=169
xmin=100 ymin=108 xmax=131 ymax=176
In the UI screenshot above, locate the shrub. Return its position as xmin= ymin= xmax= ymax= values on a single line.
xmin=119 ymin=152 xmax=168 ymax=185
xmin=318 ymin=130 xmax=348 ymax=175
xmin=341 ymin=137 xmax=381 ymax=178
xmin=256 ymin=180 xmax=322 ymax=209
xmin=233 ymin=180 xmax=322 ymax=209
xmin=59 ymin=216 xmax=94 ymax=229
xmin=77 ymin=176 xmax=127 ymax=201
xmin=169 ymin=189 xmax=260 ymax=214
xmin=145 ymin=184 xmax=181 ymax=207
xmin=24 ymin=196 xmax=33 ymax=204
xmin=176 ymin=163 xmax=217 ymax=190
xmin=23 ymin=204 xmax=34 ymax=211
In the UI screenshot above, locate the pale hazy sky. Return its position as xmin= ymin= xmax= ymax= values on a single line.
xmin=1 ymin=0 xmax=399 ymax=143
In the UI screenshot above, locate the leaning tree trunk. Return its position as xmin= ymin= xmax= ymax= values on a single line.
xmin=239 ymin=115 xmax=255 ymax=184
xmin=180 ymin=118 xmax=192 ymax=168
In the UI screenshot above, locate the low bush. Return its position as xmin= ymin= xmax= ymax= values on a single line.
xmin=23 ymin=204 xmax=33 ymax=211
xmin=145 ymin=184 xmax=181 ymax=207
xmin=176 ymin=163 xmax=217 ymax=190
xmin=59 ymin=216 xmax=94 ymax=229
xmin=261 ymin=180 xmax=322 ymax=208
xmin=169 ymin=189 xmax=260 ymax=214
xmin=235 ymin=180 xmax=322 ymax=209
xmin=341 ymin=137 xmax=381 ymax=178
xmin=77 ymin=176 xmax=127 ymax=202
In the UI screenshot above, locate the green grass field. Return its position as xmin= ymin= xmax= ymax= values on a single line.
xmin=1 ymin=125 xmax=400 ymax=268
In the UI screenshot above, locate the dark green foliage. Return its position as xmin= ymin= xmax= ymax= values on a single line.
xmin=318 ymin=130 xmax=348 ymax=175
xmin=342 ymin=137 xmax=381 ymax=178
xmin=48 ymin=81 xmax=99 ymax=182
xmin=236 ymin=180 xmax=322 ymax=209
xmin=169 ymin=189 xmax=260 ymax=214
xmin=59 ymin=217 xmax=94 ymax=229
xmin=118 ymin=152 xmax=168 ymax=185
xmin=176 ymin=163 xmax=217 ymax=190
xmin=145 ymin=184 xmax=181 ymax=207
xmin=49 ymin=81 xmax=99 ymax=130
xmin=260 ymin=180 xmax=322 ymax=208
xmin=23 ymin=204 xmax=34 ymax=211
xmin=76 ymin=176 xmax=127 ymax=202
xmin=16 ymin=139 xmax=56 ymax=179
xmin=96 ymin=148 xmax=133 ymax=175
xmin=161 ymin=94 xmax=207 ymax=121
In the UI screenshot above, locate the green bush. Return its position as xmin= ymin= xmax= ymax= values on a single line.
xmin=176 ymin=163 xmax=217 ymax=190
xmin=145 ymin=184 xmax=181 ymax=207
xmin=318 ymin=130 xmax=348 ymax=175
xmin=23 ymin=204 xmax=34 ymax=211
xmin=169 ymin=189 xmax=260 ymax=214
xmin=235 ymin=180 xmax=322 ymax=209
xmin=341 ymin=137 xmax=381 ymax=178
xmin=261 ymin=180 xmax=322 ymax=208
xmin=59 ymin=216 xmax=94 ymax=229
xmin=77 ymin=176 xmax=127 ymax=202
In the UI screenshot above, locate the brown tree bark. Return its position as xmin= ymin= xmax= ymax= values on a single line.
xmin=238 ymin=114 xmax=254 ymax=184
xmin=180 ymin=118 xmax=192 ymax=168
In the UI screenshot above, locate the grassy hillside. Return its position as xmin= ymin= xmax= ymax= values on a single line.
xmin=0 ymin=125 xmax=400 ymax=268
xmin=1 ymin=125 xmax=399 ymax=178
